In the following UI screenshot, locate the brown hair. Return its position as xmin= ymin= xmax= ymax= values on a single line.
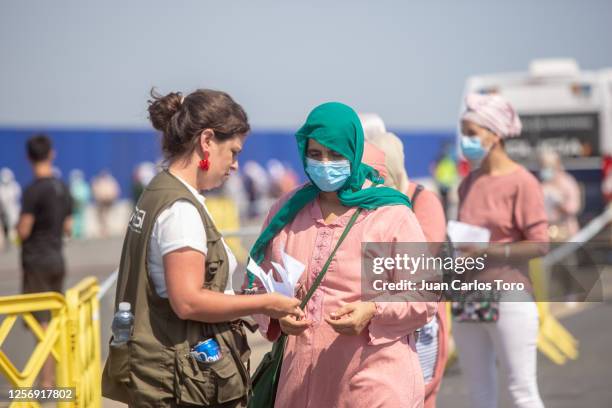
xmin=26 ymin=134 xmax=53 ymax=162
xmin=147 ymin=88 xmax=250 ymax=161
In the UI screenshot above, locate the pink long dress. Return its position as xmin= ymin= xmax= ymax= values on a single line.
xmin=405 ymin=182 xmax=449 ymax=408
xmin=363 ymin=142 xmax=449 ymax=408
xmin=251 ymin=189 xmax=437 ymax=408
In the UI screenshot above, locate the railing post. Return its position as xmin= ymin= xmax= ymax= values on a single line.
xmin=65 ymin=284 xmax=81 ymax=407
xmin=65 ymin=278 xmax=102 ymax=408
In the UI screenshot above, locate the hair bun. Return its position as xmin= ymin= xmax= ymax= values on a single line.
xmin=147 ymin=89 xmax=183 ymax=132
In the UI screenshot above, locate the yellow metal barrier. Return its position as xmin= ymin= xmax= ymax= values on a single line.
xmin=206 ymin=196 xmax=250 ymax=263
xmin=444 ymin=302 xmax=457 ymax=370
xmin=0 ymin=278 xmax=101 ymax=408
xmin=65 ymin=278 xmax=102 ymax=408
xmin=529 ymin=258 xmax=579 ymax=365
xmin=0 ymin=292 xmax=72 ymax=408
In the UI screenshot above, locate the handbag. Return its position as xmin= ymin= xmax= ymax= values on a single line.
xmin=451 ymin=292 xmax=500 ymax=322
xmin=248 ymin=208 xmax=363 ymax=408
xmin=448 ymin=189 xmax=499 ymax=323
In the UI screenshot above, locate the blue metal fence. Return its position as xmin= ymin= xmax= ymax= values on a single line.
xmin=0 ymin=128 xmax=455 ymax=198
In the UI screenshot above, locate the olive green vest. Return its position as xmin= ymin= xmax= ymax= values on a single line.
xmin=102 ymin=170 xmax=251 ymax=407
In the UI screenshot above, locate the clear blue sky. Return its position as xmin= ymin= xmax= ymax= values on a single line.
xmin=1 ymin=0 xmax=611 ymax=129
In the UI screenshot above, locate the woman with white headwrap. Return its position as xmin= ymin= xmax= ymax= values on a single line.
xmin=362 ymin=123 xmax=449 ymax=408
xmin=454 ymin=93 xmax=548 ymax=408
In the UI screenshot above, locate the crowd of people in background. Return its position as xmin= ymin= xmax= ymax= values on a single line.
xmin=1 ymin=129 xmax=590 ymax=251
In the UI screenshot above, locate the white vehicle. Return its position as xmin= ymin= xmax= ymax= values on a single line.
xmin=462 ymin=58 xmax=612 ymax=218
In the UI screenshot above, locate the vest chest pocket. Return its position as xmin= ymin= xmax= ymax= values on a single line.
xmin=174 ymin=347 xmax=246 ymax=405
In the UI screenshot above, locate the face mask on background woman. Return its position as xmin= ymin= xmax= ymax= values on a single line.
xmin=305 ymin=158 xmax=351 ymax=192
xmin=460 ymin=136 xmax=490 ymax=164
xmin=539 ymin=167 xmax=555 ymax=182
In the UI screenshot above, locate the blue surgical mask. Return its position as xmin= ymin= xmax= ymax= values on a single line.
xmin=460 ymin=136 xmax=489 ymax=163
xmin=539 ymin=168 xmax=555 ymax=182
xmin=305 ymin=157 xmax=351 ymax=192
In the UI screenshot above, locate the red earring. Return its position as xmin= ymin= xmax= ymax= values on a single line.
xmin=199 ymin=151 xmax=210 ymax=171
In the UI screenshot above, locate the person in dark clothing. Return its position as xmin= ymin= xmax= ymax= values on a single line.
xmin=17 ymin=134 xmax=73 ymax=388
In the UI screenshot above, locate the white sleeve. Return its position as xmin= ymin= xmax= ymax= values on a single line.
xmin=154 ymin=199 xmax=208 ymax=256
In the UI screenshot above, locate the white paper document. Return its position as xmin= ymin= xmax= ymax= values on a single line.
xmin=447 ymin=220 xmax=491 ymax=244
xmin=246 ymin=247 xmax=305 ymax=297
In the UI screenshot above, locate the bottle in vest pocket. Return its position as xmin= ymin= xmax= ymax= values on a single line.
xmin=111 ymin=302 xmax=134 ymax=345
xmin=191 ymin=338 xmax=222 ymax=363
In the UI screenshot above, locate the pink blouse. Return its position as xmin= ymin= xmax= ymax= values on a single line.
xmin=405 ymin=182 xmax=449 ymax=408
xmin=405 ymin=183 xmax=447 ymax=244
xmin=458 ymin=167 xmax=548 ymax=243
xmin=457 ymin=167 xmax=549 ymax=290
xmin=251 ymin=189 xmax=436 ymax=408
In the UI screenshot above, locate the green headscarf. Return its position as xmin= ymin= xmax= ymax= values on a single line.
xmin=248 ymin=102 xmax=412 ymax=286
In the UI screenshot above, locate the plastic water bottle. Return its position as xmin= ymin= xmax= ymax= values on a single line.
xmin=111 ymin=302 xmax=134 ymax=345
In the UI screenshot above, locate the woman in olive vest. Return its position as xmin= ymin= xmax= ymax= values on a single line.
xmin=102 ymin=88 xmax=302 ymax=408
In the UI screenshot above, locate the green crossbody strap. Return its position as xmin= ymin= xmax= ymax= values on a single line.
xmin=299 ymin=208 xmax=363 ymax=309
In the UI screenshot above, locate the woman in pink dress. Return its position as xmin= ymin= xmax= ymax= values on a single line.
xmin=538 ymin=149 xmax=582 ymax=301
xmin=363 ymin=134 xmax=449 ymax=408
xmin=454 ymin=93 xmax=548 ymax=408
xmin=247 ymin=102 xmax=437 ymax=408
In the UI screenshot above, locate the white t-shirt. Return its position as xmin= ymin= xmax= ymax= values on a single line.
xmin=147 ymin=176 xmax=237 ymax=297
